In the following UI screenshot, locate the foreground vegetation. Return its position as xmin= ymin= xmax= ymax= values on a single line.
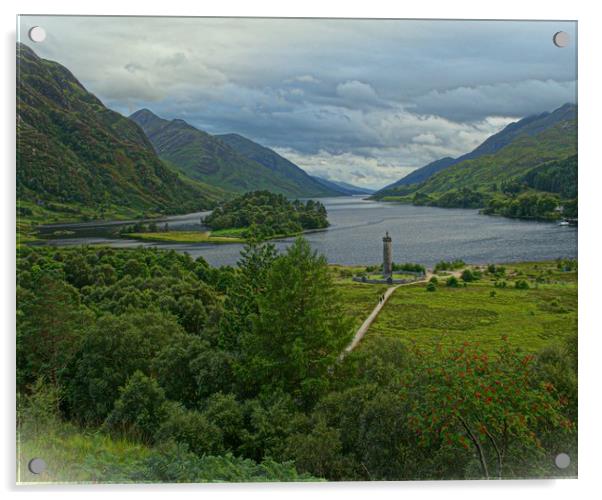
xmin=17 ymin=242 xmax=577 ymax=482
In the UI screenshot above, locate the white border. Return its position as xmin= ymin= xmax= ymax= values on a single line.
xmin=2 ymin=1 xmax=601 ymax=499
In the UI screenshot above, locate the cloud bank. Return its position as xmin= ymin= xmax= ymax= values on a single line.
xmin=18 ymin=17 xmax=577 ymax=189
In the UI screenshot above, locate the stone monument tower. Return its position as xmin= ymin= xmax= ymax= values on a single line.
xmin=383 ymin=231 xmax=393 ymax=277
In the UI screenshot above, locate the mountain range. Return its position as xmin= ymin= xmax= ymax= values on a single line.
xmin=129 ymin=109 xmax=341 ymax=198
xmin=376 ymin=103 xmax=577 ymax=196
xmin=16 ymin=43 xmax=223 ymax=219
xmin=17 ymin=42 xmax=577 ymax=225
xmin=310 ymin=176 xmax=375 ymax=195
xmin=373 ymin=103 xmax=577 ymax=204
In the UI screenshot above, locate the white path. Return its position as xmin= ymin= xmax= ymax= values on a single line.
xmin=339 ymin=270 xmax=463 ymax=359
xmin=340 ymin=284 xmax=401 ymax=359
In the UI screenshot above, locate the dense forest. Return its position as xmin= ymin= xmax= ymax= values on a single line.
xmin=17 ymin=241 xmax=576 ymax=482
xmin=203 ymin=191 xmax=329 ymax=238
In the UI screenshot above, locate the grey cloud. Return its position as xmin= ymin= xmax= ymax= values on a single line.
xmin=18 ymin=16 xmax=577 ymax=188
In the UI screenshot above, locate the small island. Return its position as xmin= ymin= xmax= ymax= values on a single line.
xmin=203 ymin=190 xmax=329 ymax=239
xmin=122 ymin=190 xmax=330 ymax=244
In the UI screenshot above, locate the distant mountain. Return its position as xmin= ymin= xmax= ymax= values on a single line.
xmin=215 ymin=133 xmax=339 ymax=197
xmin=376 ymin=103 xmax=577 ymax=196
xmin=130 ymin=110 xmax=339 ymax=197
xmin=16 ymin=43 xmax=223 ymax=219
xmin=384 ymin=157 xmax=457 ymax=189
xmin=415 ymin=117 xmax=576 ymax=195
xmin=371 ymin=105 xmax=576 ymax=213
xmin=310 ymin=176 xmax=375 ymax=195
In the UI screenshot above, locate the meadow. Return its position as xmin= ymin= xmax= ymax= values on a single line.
xmin=334 ymin=260 xmax=577 ymax=354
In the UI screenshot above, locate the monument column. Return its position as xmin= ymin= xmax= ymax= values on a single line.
xmin=383 ymin=231 xmax=392 ymax=277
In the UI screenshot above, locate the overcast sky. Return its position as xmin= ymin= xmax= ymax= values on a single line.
xmin=18 ymin=16 xmax=577 ymax=189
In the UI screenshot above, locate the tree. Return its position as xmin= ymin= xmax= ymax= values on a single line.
xmin=203 ymin=393 xmax=245 ymax=452
xmin=240 ymin=238 xmax=352 ymax=404
xmin=405 ymin=341 xmax=572 ymax=479
xmin=155 ymin=403 xmax=224 ymax=456
xmin=104 ymin=371 xmax=168 ymax=442
xmin=67 ymin=312 xmax=181 ymax=423
xmin=239 ymin=390 xmax=305 ymax=462
xmin=17 ymin=272 xmax=92 ymax=391
xmin=285 ymin=418 xmax=347 ymax=479
xmin=446 ymin=276 xmax=459 ymax=287
xmin=515 ymin=279 xmax=530 ymax=290
xmin=461 ymin=269 xmax=476 ymax=282
xmin=153 ymin=334 xmax=234 ymax=408
xmin=219 ymin=238 xmax=277 ymax=353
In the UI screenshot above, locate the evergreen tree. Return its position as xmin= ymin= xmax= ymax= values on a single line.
xmin=241 ymin=238 xmax=352 ymax=404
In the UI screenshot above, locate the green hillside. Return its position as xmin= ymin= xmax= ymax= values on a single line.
xmin=376 ymin=103 xmax=576 ymax=193
xmin=216 ymin=133 xmax=340 ymax=196
xmin=375 ymin=117 xmax=577 ymax=220
xmin=130 ymin=109 xmax=335 ymax=197
xmin=413 ymin=120 xmax=576 ymax=194
xmin=17 ymin=44 xmax=224 ymax=228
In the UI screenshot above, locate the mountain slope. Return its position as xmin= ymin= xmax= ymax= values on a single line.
xmin=373 ymin=113 xmax=577 ymax=217
xmin=16 ymin=43 xmax=223 ymax=220
xmin=216 ymin=133 xmax=339 ymax=196
xmin=376 ymin=103 xmax=577 ymax=195
xmin=415 ymin=118 xmax=576 ymax=195
xmin=310 ymin=176 xmax=374 ymax=195
xmin=130 ymin=109 xmax=337 ymax=197
xmin=383 ymin=157 xmax=456 ymax=189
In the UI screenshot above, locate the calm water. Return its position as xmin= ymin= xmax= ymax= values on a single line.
xmin=35 ymin=197 xmax=577 ymax=268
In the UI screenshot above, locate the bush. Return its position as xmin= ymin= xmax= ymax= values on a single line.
xmin=156 ymin=403 xmax=224 ymax=456
xmin=434 ymin=260 xmax=465 ymax=272
xmin=104 ymin=371 xmax=168 ymax=443
xmin=284 ymin=418 xmax=347 ymax=480
xmin=426 ymin=282 xmax=437 ymax=292
xmin=429 ymin=276 xmax=438 ymax=285
xmin=446 ymin=276 xmax=459 ymax=287
xmin=490 ymin=290 xmax=497 ymax=298
xmin=515 ymin=279 xmax=530 ymax=290
xmin=137 ymin=441 xmax=316 ymax=483
xmin=461 ymin=269 xmax=476 ymax=282
xmin=203 ymin=393 xmax=245 ymax=452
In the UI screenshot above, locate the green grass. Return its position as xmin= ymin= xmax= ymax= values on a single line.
xmin=18 ymin=419 xmax=317 ymax=484
xmin=127 ymin=227 xmax=309 ymax=245
xmin=361 ymin=261 xmax=576 ymax=353
xmin=335 ymin=280 xmax=389 ymax=330
xmin=127 ymin=231 xmax=246 ymax=244
xmin=18 ymin=420 xmax=153 ymax=484
xmin=16 ymin=199 xmax=172 ymax=245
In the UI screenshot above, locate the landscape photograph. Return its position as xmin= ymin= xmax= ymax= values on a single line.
xmin=16 ymin=16 xmax=577 ymax=483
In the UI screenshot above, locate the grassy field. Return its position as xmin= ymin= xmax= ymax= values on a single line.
xmin=17 ymin=419 xmax=153 ymax=484
xmin=331 ymin=266 xmax=389 ymax=330
xmin=334 ymin=261 xmax=577 ymax=353
xmin=127 ymin=231 xmax=246 ymax=244
xmin=16 ymin=199 xmax=170 ymax=245
xmin=18 ymin=419 xmax=314 ymax=484
xmin=127 ymin=227 xmax=309 ymax=244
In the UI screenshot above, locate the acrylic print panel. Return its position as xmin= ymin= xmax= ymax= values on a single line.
xmin=16 ymin=16 xmax=577 ymax=484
